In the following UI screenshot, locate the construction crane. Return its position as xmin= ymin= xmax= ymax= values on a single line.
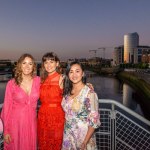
xmin=89 ymin=50 xmax=98 ymax=57
xmin=98 ymin=47 xmax=115 ymax=59
xmin=89 ymin=47 xmax=114 ymax=58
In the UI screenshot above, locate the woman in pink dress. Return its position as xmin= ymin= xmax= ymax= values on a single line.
xmin=1 ymin=54 xmax=40 ymax=150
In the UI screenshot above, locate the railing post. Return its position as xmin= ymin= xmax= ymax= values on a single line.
xmin=110 ymin=104 xmax=116 ymax=150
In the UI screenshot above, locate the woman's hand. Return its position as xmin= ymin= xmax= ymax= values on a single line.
xmin=86 ymin=83 xmax=94 ymax=90
xmin=80 ymin=142 xmax=87 ymax=150
xmin=4 ymin=134 xmax=12 ymax=144
xmin=80 ymin=126 xmax=95 ymax=150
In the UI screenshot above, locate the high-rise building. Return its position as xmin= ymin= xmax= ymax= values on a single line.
xmin=113 ymin=46 xmax=124 ymax=65
xmin=124 ymin=32 xmax=139 ymax=63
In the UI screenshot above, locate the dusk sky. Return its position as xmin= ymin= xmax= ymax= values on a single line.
xmin=0 ymin=0 xmax=150 ymax=61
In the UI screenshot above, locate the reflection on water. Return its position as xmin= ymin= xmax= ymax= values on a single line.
xmin=87 ymin=74 xmax=144 ymax=116
xmin=123 ymin=83 xmax=137 ymax=108
xmin=122 ymin=83 xmax=143 ymax=116
xmin=87 ymin=76 xmax=123 ymax=102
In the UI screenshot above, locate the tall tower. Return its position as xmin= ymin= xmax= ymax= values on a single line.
xmin=124 ymin=32 xmax=139 ymax=63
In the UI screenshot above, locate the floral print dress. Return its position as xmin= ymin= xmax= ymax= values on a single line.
xmin=61 ymin=85 xmax=100 ymax=150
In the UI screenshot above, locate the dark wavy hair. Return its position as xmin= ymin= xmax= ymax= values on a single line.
xmin=14 ymin=53 xmax=36 ymax=85
xmin=40 ymin=52 xmax=62 ymax=83
xmin=63 ymin=61 xmax=86 ymax=96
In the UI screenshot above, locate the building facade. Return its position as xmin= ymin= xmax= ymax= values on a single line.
xmin=113 ymin=46 xmax=124 ymax=65
xmin=133 ymin=46 xmax=150 ymax=63
xmin=124 ymin=32 xmax=139 ymax=63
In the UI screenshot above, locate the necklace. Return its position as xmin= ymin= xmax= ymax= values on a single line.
xmin=71 ymin=97 xmax=81 ymax=112
xmin=71 ymin=86 xmax=85 ymax=112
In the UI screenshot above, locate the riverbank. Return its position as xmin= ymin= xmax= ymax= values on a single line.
xmin=117 ymin=71 xmax=150 ymax=99
xmin=85 ymin=66 xmax=121 ymax=76
xmin=117 ymin=71 xmax=150 ymax=120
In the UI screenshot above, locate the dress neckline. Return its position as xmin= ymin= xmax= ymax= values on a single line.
xmin=69 ymin=85 xmax=87 ymax=101
xmin=48 ymin=72 xmax=59 ymax=79
xmin=19 ymin=77 xmax=35 ymax=96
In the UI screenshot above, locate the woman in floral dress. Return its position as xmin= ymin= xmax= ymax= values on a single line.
xmin=62 ymin=61 xmax=101 ymax=150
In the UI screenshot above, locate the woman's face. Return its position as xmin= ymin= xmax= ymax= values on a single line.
xmin=21 ymin=57 xmax=34 ymax=76
xmin=69 ymin=64 xmax=84 ymax=84
xmin=44 ymin=59 xmax=58 ymax=74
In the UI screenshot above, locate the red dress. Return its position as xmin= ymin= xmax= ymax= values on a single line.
xmin=38 ymin=72 xmax=65 ymax=150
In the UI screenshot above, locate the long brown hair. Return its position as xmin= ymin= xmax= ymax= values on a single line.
xmin=40 ymin=52 xmax=62 ymax=83
xmin=14 ymin=53 xmax=36 ymax=85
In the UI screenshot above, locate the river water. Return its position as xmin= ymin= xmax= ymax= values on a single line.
xmin=87 ymin=75 xmax=144 ymax=116
xmin=0 ymin=73 xmax=145 ymax=118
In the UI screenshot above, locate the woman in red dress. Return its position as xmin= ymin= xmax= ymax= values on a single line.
xmin=38 ymin=52 xmax=65 ymax=150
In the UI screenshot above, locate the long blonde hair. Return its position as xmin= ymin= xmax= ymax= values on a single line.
xmin=14 ymin=53 xmax=36 ymax=85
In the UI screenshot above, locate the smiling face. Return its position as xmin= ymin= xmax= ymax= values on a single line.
xmin=44 ymin=59 xmax=59 ymax=75
xmin=68 ymin=64 xmax=84 ymax=84
xmin=21 ymin=57 xmax=34 ymax=76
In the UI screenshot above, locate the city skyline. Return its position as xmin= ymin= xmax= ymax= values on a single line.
xmin=0 ymin=0 xmax=150 ymax=61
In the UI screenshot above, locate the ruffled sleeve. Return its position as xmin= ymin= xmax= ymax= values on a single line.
xmin=1 ymin=80 xmax=14 ymax=135
xmin=86 ymin=90 xmax=101 ymax=129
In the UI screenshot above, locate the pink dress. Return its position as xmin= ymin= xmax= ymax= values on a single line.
xmin=1 ymin=76 xmax=40 ymax=150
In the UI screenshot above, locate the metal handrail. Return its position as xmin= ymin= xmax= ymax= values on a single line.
xmin=0 ymin=99 xmax=150 ymax=149
xmin=99 ymin=99 xmax=150 ymax=126
xmin=97 ymin=99 xmax=150 ymax=150
xmin=0 ymin=99 xmax=150 ymax=125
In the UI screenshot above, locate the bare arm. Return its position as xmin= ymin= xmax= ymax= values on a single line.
xmin=80 ymin=90 xmax=101 ymax=149
xmin=59 ymin=74 xmax=65 ymax=89
xmin=80 ymin=126 xmax=95 ymax=149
